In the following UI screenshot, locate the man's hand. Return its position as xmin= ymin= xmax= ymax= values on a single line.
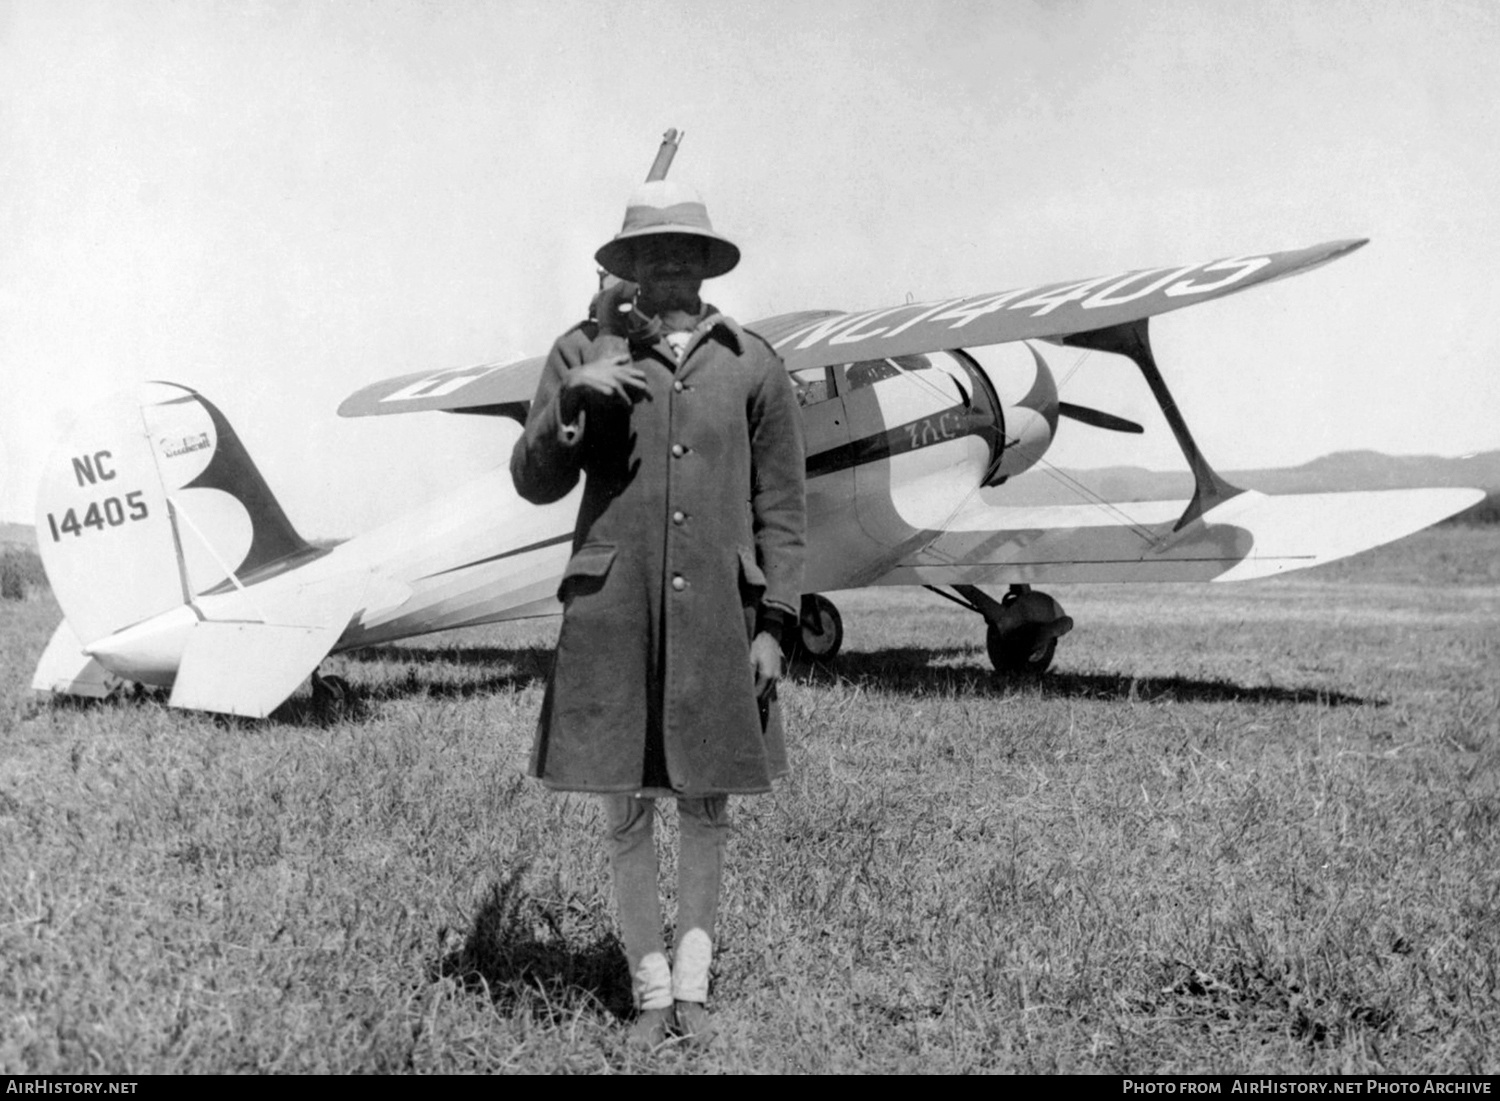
xmin=560 ymin=355 xmax=649 ymax=421
xmin=750 ymin=630 xmax=782 ymax=700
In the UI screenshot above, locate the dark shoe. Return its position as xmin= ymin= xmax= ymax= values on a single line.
xmin=628 ymin=1006 xmax=673 ymax=1051
xmin=674 ymin=1000 xmax=716 ymax=1047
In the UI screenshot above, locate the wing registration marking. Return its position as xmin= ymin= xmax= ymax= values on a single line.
xmin=378 ymin=364 xmax=506 ymax=404
xmin=772 ymin=253 xmax=1277 ymax=353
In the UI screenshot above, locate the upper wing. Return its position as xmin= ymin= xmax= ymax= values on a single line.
xmin=338 ymin=355 xmax=547 ymax=420
xmin=874 ymin=485 xmax=1484 ymax=586
xmin=754 ymin=239 xmax=1366 ymax=371
xmin=337 ymin=239 xmax=1363 ymax=418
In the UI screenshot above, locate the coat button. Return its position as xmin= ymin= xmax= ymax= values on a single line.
xmin=671 ymin=575 xmax=686 ymax=591
xmin=671 ymin=444 xmax=685 ymax=457
xmin=673 ymin=380 xmax=684 ymax=393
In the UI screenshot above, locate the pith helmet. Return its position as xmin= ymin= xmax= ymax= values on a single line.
xmin=594 ymin=179 xmax=741 ymax=280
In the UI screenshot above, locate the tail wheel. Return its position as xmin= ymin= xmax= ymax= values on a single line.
xmin=311 ymin=672 xmax=352 ymax=721
xmin=986 ymin=623 xmax=1057 ymax=675
xmin=795 ymin=593 xmax=843 ymax=662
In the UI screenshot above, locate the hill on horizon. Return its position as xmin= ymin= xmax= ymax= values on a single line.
xmin=1 ymin=521 xmax=36 ymax=548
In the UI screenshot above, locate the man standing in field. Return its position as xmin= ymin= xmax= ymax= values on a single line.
xmin=510 ymin=179 xmax=806 ymax=1048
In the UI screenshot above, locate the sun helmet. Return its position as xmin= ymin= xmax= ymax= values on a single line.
xmin=594 ymin=179 xmax=740 ymax=280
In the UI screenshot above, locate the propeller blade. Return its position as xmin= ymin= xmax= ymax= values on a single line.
xmin=1058 ymin=402 xmax=1145 ymax=434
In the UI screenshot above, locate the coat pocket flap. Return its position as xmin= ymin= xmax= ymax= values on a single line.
xmin=558 ymin=543 xmax=617 ymax=600
xmin=737 ymin=546 xmax=767 ymax=592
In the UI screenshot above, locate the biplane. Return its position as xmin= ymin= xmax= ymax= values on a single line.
xmin=29 ymin=152 xmax=1482 ymax=715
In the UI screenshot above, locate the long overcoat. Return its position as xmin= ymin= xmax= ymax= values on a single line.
xmin=510 ymin=308 xmax=806 ymax=796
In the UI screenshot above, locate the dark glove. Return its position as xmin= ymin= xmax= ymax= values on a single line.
xmin=592 ymin=277 xmax=641 ymax=340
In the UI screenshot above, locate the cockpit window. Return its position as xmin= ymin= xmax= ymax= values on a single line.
xmin=846 ymin=354 xmax=934 ymax=391
xmin=845 ymin=359 xmax=900 ymax=390
xmin=842 ymin=351 xmax=972 ymax=408
xmin=790 ymin=366 xmax=831 ymax=406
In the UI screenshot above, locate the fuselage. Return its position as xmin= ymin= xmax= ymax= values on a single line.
xmin=321 ymin=342 xmax=1059 ymax=647
xmin=70 ymin=340 xmax=1067 ymax=685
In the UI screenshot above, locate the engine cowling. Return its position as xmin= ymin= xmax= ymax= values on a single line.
xmin=964 ymin=342 xmax=1060 ymax=485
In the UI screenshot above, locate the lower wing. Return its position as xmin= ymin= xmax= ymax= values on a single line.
xmin=875 ymin=487 xmax=1484 ymax=586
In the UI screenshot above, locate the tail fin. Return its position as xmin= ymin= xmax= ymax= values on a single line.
xmin=35 ymin=383 xmax=321 ymax=645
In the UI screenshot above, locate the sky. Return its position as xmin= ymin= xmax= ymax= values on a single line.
xmin=3 ymin=0 xmax=1498 ymax=536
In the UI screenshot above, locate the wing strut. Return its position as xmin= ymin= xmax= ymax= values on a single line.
xmin=1062 ymin=318 xmax=1243 ymax=531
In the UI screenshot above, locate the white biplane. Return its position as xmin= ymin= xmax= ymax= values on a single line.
xmin=30 ymin=209 xmax=1482 ymax=716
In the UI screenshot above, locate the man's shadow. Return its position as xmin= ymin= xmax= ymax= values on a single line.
xmin=433 ymin=864 xmax=632 ymax=1023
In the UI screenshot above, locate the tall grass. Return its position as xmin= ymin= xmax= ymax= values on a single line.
xmin=1 ymin=530 xmax=1496 ymax=1072
xmin=1439 ymin=491 xmax=1500 ymax=527
xmin=1 ymin=547 xmax=46 ymax=602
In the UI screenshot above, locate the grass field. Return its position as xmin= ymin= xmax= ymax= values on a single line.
xmin=2 ymin=529 xmax=1497 ymax=1073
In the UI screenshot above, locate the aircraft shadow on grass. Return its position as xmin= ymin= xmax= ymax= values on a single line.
xmin=29 ymin=646 xmax=558 ymax=728
xmin=35 ymin=642 xmax=1373 ymax=727
xmin=342 ymin=642 xmax=1376 ymax=709
xmin=341 ymin=644 xmax=556 ymax=700
xmin=432 ymin=862 xmax=633 ymax=1022
xmin=805 ymin=647 xmax=1379 ymax=708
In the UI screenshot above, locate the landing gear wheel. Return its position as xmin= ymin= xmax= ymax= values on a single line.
xmin=794 ymin=593 xmax=843 ymax=662
xmin=986 ymin=623 xmax=1057 ymax=675
xmin=311 ymin=672 xmax=352 ymax=721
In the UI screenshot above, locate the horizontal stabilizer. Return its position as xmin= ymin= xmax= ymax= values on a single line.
xmin=879 ymin=487 xmax=1484 ymax=586
xmin=166 ymin=574 xmax=371 ymax=715
xmin=75 ymin=569 xmax=371 ymax=713
xmin=32 ymin=620 xmax=127 ymax=700
xmin=168 ymin=620 xmax=347 ymax=717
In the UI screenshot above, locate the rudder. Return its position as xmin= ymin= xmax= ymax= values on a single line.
xmin=35 ymin=382 xmax=319 ymax=645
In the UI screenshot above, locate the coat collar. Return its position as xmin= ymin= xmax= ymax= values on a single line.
xmin=635 ymin=303 xmax=745 ymax=361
